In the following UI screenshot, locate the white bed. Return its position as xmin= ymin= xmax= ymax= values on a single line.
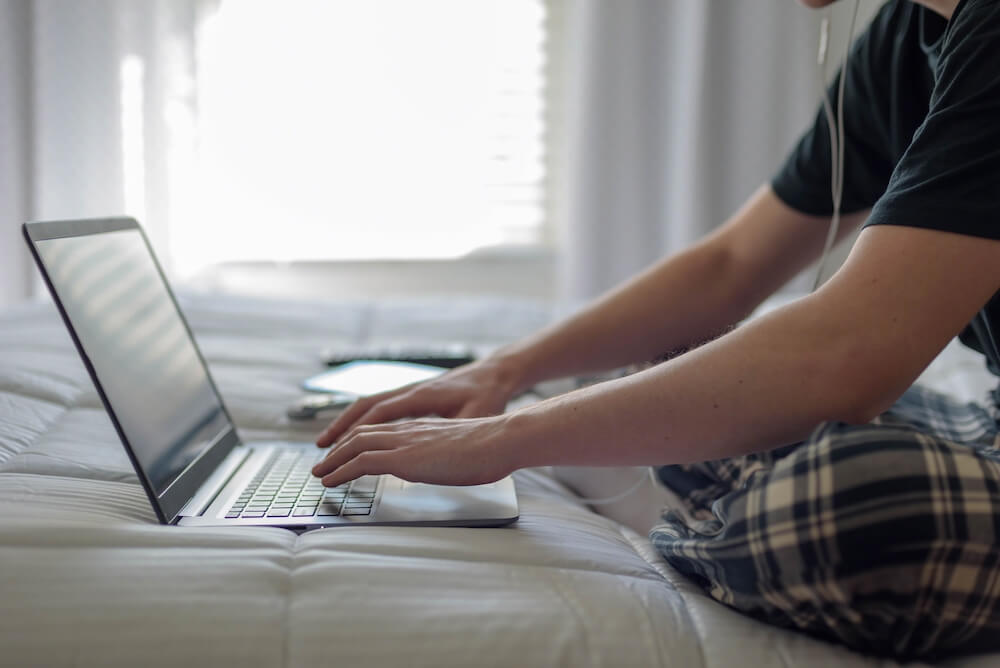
xmin=1 ymin=291 xmax=997 ymax=667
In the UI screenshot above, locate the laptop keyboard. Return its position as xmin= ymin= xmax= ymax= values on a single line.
xmin=225 ymin=450 xmax=378 ymax=520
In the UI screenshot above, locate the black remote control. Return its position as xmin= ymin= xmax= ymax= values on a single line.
xmin=322 ymin=344 xmax=476 ymax=369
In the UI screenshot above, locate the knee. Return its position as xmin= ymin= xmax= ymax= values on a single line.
xmin=657 ymin=423 xmax=1000 ymax=659
xmin=722 ymin=423 xmax=1000 ymax=658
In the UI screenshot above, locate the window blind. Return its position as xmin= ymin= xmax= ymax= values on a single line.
xmin=171 ymin=0 xmax=547 ymax=274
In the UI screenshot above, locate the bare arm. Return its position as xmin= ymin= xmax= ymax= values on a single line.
xmin=314 ymin=224 xmax=1000 ymax=485
xmin=316 ymin=185 xmax=863 ymax=445
xmin=496 ymin=184 xmax=865 ymax=390
xmin=497 ymin=225 xmax=1000 ymax=471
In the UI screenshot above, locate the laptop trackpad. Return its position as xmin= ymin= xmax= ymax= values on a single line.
xmin=375 ymin=476 xmax=518 ymax=525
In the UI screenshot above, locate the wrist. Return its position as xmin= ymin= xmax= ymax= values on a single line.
xmin=495 ymin=404 xmax=552 ymax=472
xmin=486 ymin=345 xmax=540 ymax=396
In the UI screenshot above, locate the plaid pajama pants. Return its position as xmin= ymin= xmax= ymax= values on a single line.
xmin=650 ymin=384 xmax=1000 ymax=660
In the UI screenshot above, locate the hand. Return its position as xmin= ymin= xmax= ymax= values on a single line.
xmin=315 ymin=356 xmax=525 ymax=448
xmin=311 ymin=414 xmax=519 ymax=487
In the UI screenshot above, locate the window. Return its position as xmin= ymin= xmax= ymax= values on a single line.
xmin=170 ymin=0 xmax=547 ymax=276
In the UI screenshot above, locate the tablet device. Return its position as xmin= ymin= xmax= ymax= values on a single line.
xmin=302 ymin=360 xmax=444 ymax=396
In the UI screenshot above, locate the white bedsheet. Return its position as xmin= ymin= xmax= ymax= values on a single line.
xmin=1 ymin=292 xmax=997 ymax=668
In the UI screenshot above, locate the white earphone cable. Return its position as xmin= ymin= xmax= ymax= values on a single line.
xmin=813 ymin=0 xmax=861 ymax=291
xmin=572 ymin=466 xmax=659 ymax=506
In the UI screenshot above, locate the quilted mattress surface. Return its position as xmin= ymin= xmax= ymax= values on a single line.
xmin=1 ymin=292 xmax=997 ymax=668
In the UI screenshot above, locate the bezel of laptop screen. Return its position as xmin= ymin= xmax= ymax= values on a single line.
xmin=22 ymin=217 xmax=242 ymax=524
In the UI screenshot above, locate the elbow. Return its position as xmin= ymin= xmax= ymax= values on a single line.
xmin=821 ymin=343 xmax=912 ymax=426
xmin=843 ymin=384 xmax=910 ymax=425
xmin=835 ymin=395 xmax=889 ymax=426
xmin=783 ymin=289 xmax=921 ymax=427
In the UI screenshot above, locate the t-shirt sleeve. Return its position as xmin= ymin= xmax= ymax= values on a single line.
xmin=864 ymin=0 xmax=1000 ymax=240
xmin=771 ymin=2 xmax=902 ymax=217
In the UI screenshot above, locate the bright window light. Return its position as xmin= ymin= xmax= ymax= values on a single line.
xmin=120 ymin=55 xmax=146 ymax=224
xmin=171 ymin=0 xmax=546 ymax=275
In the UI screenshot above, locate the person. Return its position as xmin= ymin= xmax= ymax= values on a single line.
xmin=313 ymin=0 xmax=1000 ymax=659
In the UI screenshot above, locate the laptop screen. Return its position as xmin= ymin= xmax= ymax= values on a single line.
xmin=35 ymin=228 xmax=231 ymax=495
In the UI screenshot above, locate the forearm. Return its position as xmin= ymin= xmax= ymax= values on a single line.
xmin=495 ymin=238 xmax=753 ymax=391
xmin=506 ymin=295 xmax=890 ymax=469
xmin=504 ymin=223 xmax=1000 ymax=470
xmin=494 ymin=186 xmax=847 ymax=394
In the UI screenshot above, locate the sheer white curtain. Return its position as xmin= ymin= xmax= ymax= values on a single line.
xmin=1 ymin=0 xmax=866 ymax=309
xmin=549 ymin=0 xmax=840 ymax=304
xmin=1 ymin=0 xmax=35 ymax=306
xmin=0 ymin=0 xmax=201 ymax=308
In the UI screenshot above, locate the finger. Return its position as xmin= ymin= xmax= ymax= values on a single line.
xmin=355 ymin=393 xmax=430 ymax=425
xmin=315 ymin=384 xmax=419 ymax=447
xmin=312 ymin=428 xmax=399 ymax=478
xmin=315 ymin=395 xmax=382 ymax=447
xmin=330 ymin=390 xmax=446 ymax=440
xmin=320 ymin=450 xmax=399 ymax=488
xmin=454 ymin=406 xmax=480 ymax=419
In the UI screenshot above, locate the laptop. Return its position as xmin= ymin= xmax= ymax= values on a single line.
xmin=23 ymin=217 xmax=519 ymax=529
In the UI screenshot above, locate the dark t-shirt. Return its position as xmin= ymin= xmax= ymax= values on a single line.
xmin=771 ymin=0 xmax=1000 ymax=375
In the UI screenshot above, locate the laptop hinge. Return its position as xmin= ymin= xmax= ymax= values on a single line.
xmin=175 ymin=447 xmax=250 ymax=519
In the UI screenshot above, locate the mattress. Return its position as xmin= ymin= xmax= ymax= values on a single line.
xmin=1 ymin=291 xmax=997 ymax=668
